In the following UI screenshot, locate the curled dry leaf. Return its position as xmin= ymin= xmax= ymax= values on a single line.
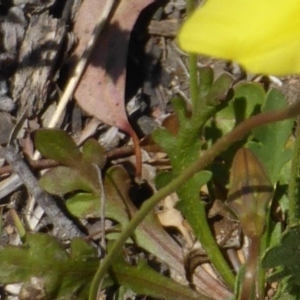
xmin=227 ymin=148 xmax=273 ymax=238
xmin=73 ymin=0 xmax=155 ymax=176
xmin=157 ymin=193 xmax=194 ymax=248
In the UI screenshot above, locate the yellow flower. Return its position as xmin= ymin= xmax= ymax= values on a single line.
xmin=178 ymin=0 xmax=300 ymax=75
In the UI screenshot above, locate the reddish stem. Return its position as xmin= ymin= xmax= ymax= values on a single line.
xmin=239 ymin=237 xmax=261 ymax=300
xmin=127 ymin=126 xmax=142 ymax=178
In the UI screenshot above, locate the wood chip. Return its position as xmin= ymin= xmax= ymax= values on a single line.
xmin=11 ymin=11 xmax=66 ymax=117
xmin=148 ymin=19 xmax=179 ymax=37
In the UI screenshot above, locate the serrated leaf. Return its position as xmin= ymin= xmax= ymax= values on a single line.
xmin=206 ymin=72 xmax=233 ymax=104
xmin=248 ymin=88 xmax=293 ymax=183
xmin=198 ymin=67 xmax=214 ymax=98
xmin=0 ymin=233 xmax=98 ymax=299
xmin=176 ymin=171 xmax=213 ymax=238
xmin=152 ymin=127 xmax=176 ymax=153
xmin=35 ymin=129 xmax=82 ymax=167
xmin=153 ymin=71 xmax=235 ymax=287
xmin=172 ymin=97 xmax=190 ymax=127
xmin=175 ymin=171 xmax=235 ymax=287
xmin=39 ymin=166 xmax=95 ymax=195
xmin=262 ymin=225 xmax=300 ymax=286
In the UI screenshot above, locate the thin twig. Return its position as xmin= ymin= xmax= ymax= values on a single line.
xmin=92 ymin=165 xmax=106 ymax=248
xmin=0 ymin=145 xmax=84 ymax=239
xmin=0 ymin=144 xmax=162 ymax=176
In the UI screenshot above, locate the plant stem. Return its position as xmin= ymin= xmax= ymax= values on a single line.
xmin=89 ymin=100 xmax=300 ymax=300
xmin=127 ymin=125 xmax=142 ymax=178
xmin=256 ymin=244 xmax=266 ymax=300
xmin=189 ymin=54 xmax=198 ymax=106
xmin=288 ymin=116 xmax=300 ymax=225
xmin=256 ymin=210 xmax=272 ymax=299
xmin=239 ymin=237 xmax=260 ymax=300
xmin=185 ymin=0 xmax=198 ymax=106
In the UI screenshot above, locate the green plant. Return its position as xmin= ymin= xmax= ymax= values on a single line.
xmin=3 ymin=66 xmax=300 ymax=300
xmin=2 ymin=69 xmax=295 ymax=300
xmin=88 ymin=69 xmax=300 ymax=299
xmin=3 ymin=1 xmax=300 ymax=299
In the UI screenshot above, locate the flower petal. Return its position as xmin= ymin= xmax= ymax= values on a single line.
xmin=178 ymin=0 xmax=300 ymax=75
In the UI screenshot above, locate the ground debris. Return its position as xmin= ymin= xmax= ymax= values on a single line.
xmin=11 ymin=11 xmax=66 ymax=117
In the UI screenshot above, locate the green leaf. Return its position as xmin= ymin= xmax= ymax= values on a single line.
xmin=66 ymin=166 xmax=130 ymax=225
xmin=206 ymin=72 xmax=233 ymax=104
xmin=176 ymin=171 xmax=212 ymax=227
xmin=152 ymin=73 xmax=236 ymax=288
xmin=155 ymin=171 xmax=174 ymax=189
xmin=198 ymin=67 xmax=214 ymax=98
xmin=248 ymin=88 xmax=293 ymax=183
xmin=82 ymin=138 xmax=106 ymax=168
xmin=268 ymin=222 xmax=283 ymax=250
xmin=70 ymin=237 xmax=98 ymax=259
xmin=91 ymin=167 xmax=201 ymax=284
xmin=112 ymin=259 xmax=208 ymax=300
xmin=104 ymin=165 xmax=134 ymax=225
xmin=270 ymin=277 xmax=300 ymax=300
xmin=262 ymin=225 xmax=300 ymax=287
xmin=204 ymin=82 xmax=265 ymax=147
xmin=35 ymin=129 xmax=82 ymax=167
xmin=176 ymin=170 xmax=235 ymax=288
xmin=67 ymin=193 xmax=101 ymax=218
xmin=0 ymin=233 xmax=98 ymax=299
xmin=152 ymin=127 xmax=176 ymax=153
xmin=67 ymin=189 xmax=129 ymax=226
xmin=233 ymin=82 xmax=265 ymax=123
xmin=39 ymin=166 xmax=95 ymax=195
xmin=172 ymin=97 xmax=190 ymax=126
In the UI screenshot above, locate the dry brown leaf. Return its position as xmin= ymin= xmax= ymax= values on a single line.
xmin=73 ymin=0 xmax=155 ymax=176
xmin=157 ymin=193 xmax=194 ymax=248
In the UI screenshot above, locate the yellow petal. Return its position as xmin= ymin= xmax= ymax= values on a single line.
xmin=178 ymin=0 xmax=300 ymax=75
